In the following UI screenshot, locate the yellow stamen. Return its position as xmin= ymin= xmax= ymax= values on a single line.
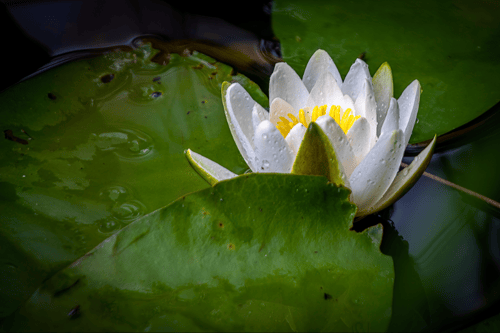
xmin=279 ymin=116 xmax=290 ymax=125
xmin=329 ymin=105 xmax=341 ymax=124
xmin=311 ymin=106 xmax=319 ymax=122
xmin=347 ymin=115 xmax=361 ymax=131
xmin=319 ymin=105 xmax=327 ymax=117
xmin=340 ymin=108 xmax=352 ymax=132
xmin=299 ymin=109 xmax=307 ymax=127
xmin=288 ymin=113 xmax=299 ymax=125
xmin=276 ymin=105 xmax=359 ymax=138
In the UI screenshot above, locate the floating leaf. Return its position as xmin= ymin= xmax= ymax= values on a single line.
xmin=0 ymin=43 xmax=265 ymax=317
xmin=3 ymin=174 xmax=393 ymax=332
xmin=272 ymin=0 xmax=500 ymax=143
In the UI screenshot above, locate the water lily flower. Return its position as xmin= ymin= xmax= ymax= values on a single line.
xmin=186 ymin=50 xmax=436 ymax=217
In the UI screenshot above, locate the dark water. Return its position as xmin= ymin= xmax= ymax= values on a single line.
xmin=2 ymin=0 xmax=500 ymax=331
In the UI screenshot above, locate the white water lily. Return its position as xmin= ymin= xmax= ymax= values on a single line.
xmin=186 ymin=50 xmax=436 ymax=216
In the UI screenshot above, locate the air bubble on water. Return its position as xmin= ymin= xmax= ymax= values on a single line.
xmin=99 ymin=220 xmax=119 ymax=233
xmin=112 ymin=200 xmax=146 ymax=223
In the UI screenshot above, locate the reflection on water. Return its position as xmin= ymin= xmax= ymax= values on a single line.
xmin=386 ymin=109 xmax=500 ymax=330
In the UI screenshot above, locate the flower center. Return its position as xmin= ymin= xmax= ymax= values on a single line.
xmin=276 ymin=104 xmax=360 ymax=138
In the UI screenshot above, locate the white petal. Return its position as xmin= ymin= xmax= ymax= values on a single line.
xmin=227 ymin=83 xmax=257 ymax=143
xmin=354 ymin=78 xmax=377 ymax=139
xmin=269 ymin=62 xmax=309 ymax=111
xmin=372 ymin=62 xmax=393 ymax=137
xmin=341 ymin=58 xmax=371 ymax=101
xmin=307 ymin=72 xmax=344 ymax=108
xmin=360 ymin=135 xmax=437 ymax=217
xmin=285 ymin=123 xmax=306 ymax=157
xmin=185 ymin=149 xmax=237 ymax=186
xmin=398 ymin=80 xmax=421 ymax=148
xmin=337 ymin=94 xmax=355 ymax=119
xmin=346 ymin=117 xmax=372 ymax=166
xmin=252 ymin=103 xmax=268 ymax=131
xmin=302 ymin=49 xmax=343 ymax=92
xmin=254 ymin=120 xmax=294 ymax=173
xmin=225 ymin=83 xmax=257 ymax=171
xmin=316 ymin=115 xmax=357 ymax=178
xmin=254 ymin=102 xmax=269 ymax=121
xmin=269 ymin=98 xmax=297 ymax=126
xmin=380 ymin=98 xmax=399 ymax=136
xmin=349 ymin=129 xmax=405 ymax=213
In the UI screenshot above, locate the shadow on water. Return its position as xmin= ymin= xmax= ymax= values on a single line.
xmin=1 ymin=0 xmax=280 ymax=94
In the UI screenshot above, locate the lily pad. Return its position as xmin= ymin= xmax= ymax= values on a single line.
xmin=3 ymin=174 xmax=393 ymax=332
xmin=0 ymin=42 xmax=266 ymax=317
xmin=272 ymin=0 xmax=500 ymax=143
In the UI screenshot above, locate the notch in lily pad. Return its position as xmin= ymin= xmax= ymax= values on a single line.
xmin=291 ymin=122 xmax=346 ymax=187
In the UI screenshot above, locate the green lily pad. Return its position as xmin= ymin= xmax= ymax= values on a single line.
xmin=3 ymin=174 xmax=393 ymax=332
xmin=0 ymin=42 xmax=266 ymax=317
xmin=272 ymin=0 xmax=500 ymax=143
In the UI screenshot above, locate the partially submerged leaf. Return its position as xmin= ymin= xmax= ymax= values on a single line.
xmin=4 ymin=174 xmax=393 ymax=332
xmin=0 ymin=43 xmax=262 ymax=317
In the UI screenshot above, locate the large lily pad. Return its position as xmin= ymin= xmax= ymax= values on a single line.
xmin=272 ymin=0 xmax=500 ymax=143
xmin=3 ymin=174 xmax=393 ymax=332
xmin=0 ymin=42 xmax=266 ymax=317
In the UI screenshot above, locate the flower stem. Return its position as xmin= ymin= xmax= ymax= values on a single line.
xmin=401 ymin=162 xmax=500 ymax=210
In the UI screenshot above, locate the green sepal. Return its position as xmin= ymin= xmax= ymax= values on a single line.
xmin=372 ymin=62 xmax=394 ymax=136
xmin=185 ymin=149 xmax=237 ymax=186
xmin=291 ymin=122 xmax=345 ymax=186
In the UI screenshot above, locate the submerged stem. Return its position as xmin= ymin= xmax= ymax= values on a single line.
xmin=401 ymin=162 xmax=500 ymax=210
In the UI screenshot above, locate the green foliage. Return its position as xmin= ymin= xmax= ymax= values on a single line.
xmin=0 ymin=44 xmax=263 ymax=317
xmin=272 ymin=0 xmax=500 ymax=143
xmin=3 ymin=174 xmax=393 ymax=332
